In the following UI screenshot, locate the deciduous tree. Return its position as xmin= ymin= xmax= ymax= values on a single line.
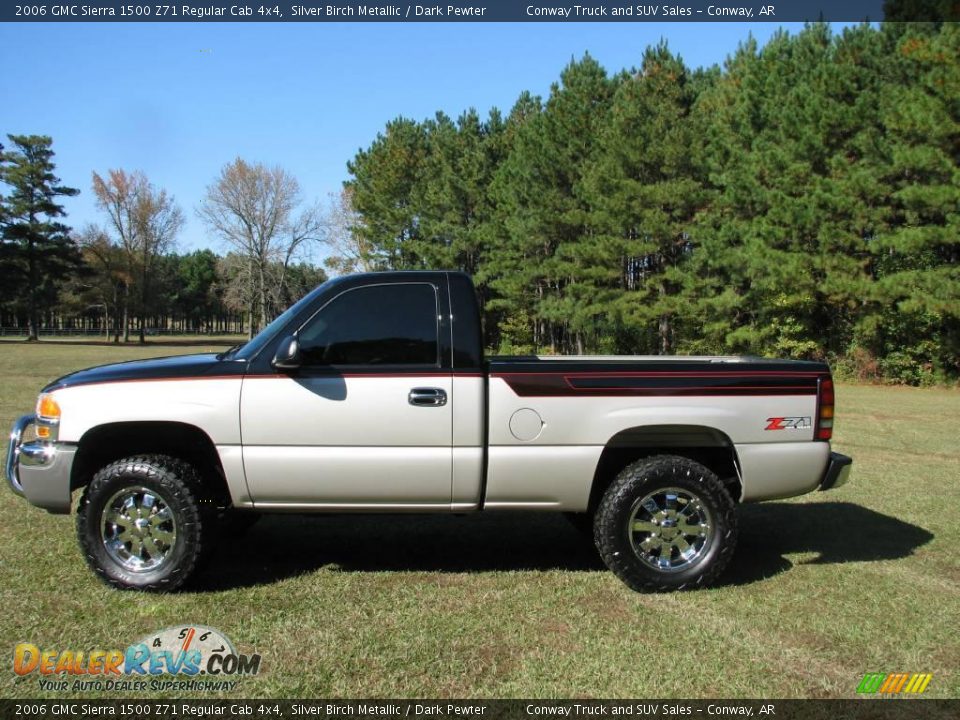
xmin=92 ymin=169 xmax=183 ymax=342
xmin=197 ymin=158 xmax=323 ymax=337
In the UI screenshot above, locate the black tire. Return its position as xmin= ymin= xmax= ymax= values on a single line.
xmin=594 ymin=455 xmax=737 ymax=592
xmin=76 ymin=455 xmax=214 ymax=591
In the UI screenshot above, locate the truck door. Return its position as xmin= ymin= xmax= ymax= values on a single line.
xmin=240 ymin=280 xmax=453 ymax=508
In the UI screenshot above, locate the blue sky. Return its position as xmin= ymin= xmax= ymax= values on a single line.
xmin=1 ymin=21 xmax=830 ymax=255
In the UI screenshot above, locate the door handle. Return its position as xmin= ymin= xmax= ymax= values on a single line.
xmin=408 ymin=388 xmax=447 ymax=407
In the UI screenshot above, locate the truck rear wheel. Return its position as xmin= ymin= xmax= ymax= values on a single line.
xmin=594 ymin=455 xmax=737 ymax=592
xmin=76 ymin=455 xmax=213 ymax=591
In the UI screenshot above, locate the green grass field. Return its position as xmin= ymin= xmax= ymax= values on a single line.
xmin=0 ymin=340 xmax=957 ymax=699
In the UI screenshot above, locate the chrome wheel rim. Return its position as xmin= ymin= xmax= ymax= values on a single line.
xmin=627 ymin=486 xmax=713 ymax=573
xmin=100 ymin=486 xmax=178 ymax=572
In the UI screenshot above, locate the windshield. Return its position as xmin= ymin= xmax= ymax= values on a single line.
xmin=231 ymin=279 xmax=336 ymax=361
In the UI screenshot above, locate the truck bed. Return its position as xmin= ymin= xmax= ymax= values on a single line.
xmin=482 ymin=354 xmax=832 ymax=509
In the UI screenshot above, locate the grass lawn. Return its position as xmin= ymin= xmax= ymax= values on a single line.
xmin=0 ymin=340 xmax=957 ymax=699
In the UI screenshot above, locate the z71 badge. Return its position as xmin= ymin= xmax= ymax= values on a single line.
xmin=765 ymin=416 xmax=812 ymax=431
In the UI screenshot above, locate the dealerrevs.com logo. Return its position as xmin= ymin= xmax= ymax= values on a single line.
xmin=14 ymin=625 xmax=261 ymax=693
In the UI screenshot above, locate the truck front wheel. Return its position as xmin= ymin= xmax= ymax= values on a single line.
xmin=76 ymin=455 xmax=213 ymax=591
xmin=594 ymin=455 xmax=737 ymax=592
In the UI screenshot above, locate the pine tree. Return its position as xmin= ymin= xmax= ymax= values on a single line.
xmin=691 ymin=26 xmax=850 ymax=359
xmin=0 ymin=134 xmax=81 ymax=340
xmin=481 ymin=91 xmax=544 ymax=352
xmin=866 ymin=23 xmax=960 ymax=379
xmin=582 ymin=44 xmax=705 ymax=355
xmin=346 ymin=118 xmax=428 ymax=269
xmin=341 ymin=23 xmax=959 ymax=382
xmin=489 ymin=55 xmax=616 ymax=353
xmin=413 ymin=108 xmax=498 ymax=276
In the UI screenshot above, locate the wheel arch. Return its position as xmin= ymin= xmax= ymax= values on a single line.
xmin=71 ymin=421 xmax=232 ymax=507
xmin=587 ymin=424 xmax=743 ymax=513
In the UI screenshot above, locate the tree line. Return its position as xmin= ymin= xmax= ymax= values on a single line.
xmin=346 ymin=22 xmax=959 ymax=384
xmin=2 ymin=21 xmax=956 ymax=384
xmin=0 ymin=144 xmax=328 ymax=341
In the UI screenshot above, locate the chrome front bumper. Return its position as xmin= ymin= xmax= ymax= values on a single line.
xmin=819 ymin=451 xmax=853 ymax=492
xmin=6 ymin=414 xmax=74 ymax=513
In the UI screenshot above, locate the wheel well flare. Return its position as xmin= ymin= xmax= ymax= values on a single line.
xmin=71 ymin=422 xmax=230 ymax=506
xmin=588 ymin=425 xmax=742 ymax=512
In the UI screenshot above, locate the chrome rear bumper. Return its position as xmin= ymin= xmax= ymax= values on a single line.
xmin=6 ymin=414 xmax=74 ymax=513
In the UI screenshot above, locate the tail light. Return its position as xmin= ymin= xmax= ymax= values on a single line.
xmin=816 ymin=377 xmax=834 ymax=441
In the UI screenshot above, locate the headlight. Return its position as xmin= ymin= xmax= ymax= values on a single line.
xmin=35 ymin=394 xmax=61 ymax=441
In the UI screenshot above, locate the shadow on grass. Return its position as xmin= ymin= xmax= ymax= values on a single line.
xmin=196 ymin=513 xmax=604 ymax=591
xmin=194 ymin=502 xmax=933 ymax=592
xmin=719 ymin=501 xmax=934 ymax=587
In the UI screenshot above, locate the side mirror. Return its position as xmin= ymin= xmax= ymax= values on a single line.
xmin=272 ymin=336 xmax=302 ymax=370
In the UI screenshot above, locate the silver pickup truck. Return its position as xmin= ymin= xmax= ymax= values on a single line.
xmin=6 ymin=271 xmax=851 ymax=592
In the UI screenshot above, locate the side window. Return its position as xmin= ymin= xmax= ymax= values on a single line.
xmin=298 ymin=283 xmax=440 ymax=366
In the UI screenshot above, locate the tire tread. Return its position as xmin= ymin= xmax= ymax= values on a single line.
xmin=76 ymin=454 xmax=213 ymax=592
xmin=593 ymin=454 xmax=738 ymax=592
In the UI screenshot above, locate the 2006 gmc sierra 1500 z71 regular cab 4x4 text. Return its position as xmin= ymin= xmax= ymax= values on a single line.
xmin=6 ymin=271 xmax=852 ymax=592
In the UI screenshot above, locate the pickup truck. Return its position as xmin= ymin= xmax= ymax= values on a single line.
xmin=6 ymin=271 xmax=852 ymax=593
